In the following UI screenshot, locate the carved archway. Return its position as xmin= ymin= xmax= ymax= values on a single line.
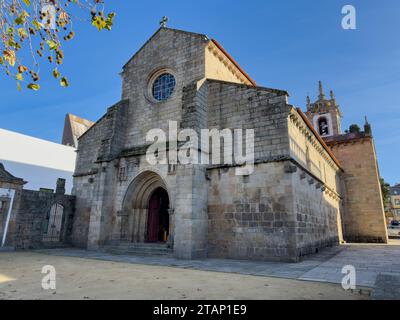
xmin=121 ymin=171 xmax=173 ymax=244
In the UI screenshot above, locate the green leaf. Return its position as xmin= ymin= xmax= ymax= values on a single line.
xmin=105 ymin=13 xmax=116 ymax=30
xmin=15 ymin=11 xmax=29 ymax=25
xmin=60 ymin=77 xmax=69 ymax=87
xmin=6 ymin=27 xmax=14 ymax=36
xmin=27 ymin=83 xmax=40 ymax=91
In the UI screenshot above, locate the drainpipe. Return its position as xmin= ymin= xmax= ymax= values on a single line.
xmin=1 ymin=189 xmax=15 ymax=248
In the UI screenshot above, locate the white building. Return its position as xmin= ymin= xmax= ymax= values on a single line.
xmin=0 ymin=128 xmax=76 ymax=193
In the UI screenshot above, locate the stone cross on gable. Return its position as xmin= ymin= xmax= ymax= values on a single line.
xmin=160 ymin=16 xmax=169 ymax=28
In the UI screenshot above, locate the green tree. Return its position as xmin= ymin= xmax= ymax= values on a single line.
xmin=380 ymin=177 xmax=391 ymax=210
xmin=0 ymin=0 xmax=115 ymax=91
xmin=349 ymin=124 xmax=361 ymax=133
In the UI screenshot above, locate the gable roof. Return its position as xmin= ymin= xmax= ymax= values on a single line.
xmin=62 ymin=114 xmax=94 ymax=148
xmin=122 ymin=27 xmax=209 ymax=70
xmin=0 ymin=163 xmax=25 ymax=185
xmin=122 ymin=27 xmax=256 ymax=86
xmin=210 ymin=39 xmax=256 ymax=86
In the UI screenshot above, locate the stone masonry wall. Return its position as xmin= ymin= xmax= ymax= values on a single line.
xmin=288 ymin=109 xmax=343 ymax=254
xmin=291 ymin=167 xmax=341 ymax=257
xmin=207 ymin=162 xmax=297 ymax=262
xmin=13 ymin=189 xmax=75 ymax=249
xmin=205 ymin=80 xmax=293 ymax=261
xmin=205 ymin=80 xmax=343 ymax=261
xmin=121 ymin=28 xmax=208 ymax=149
xmin=207 ymin=160 xmax=342 ymax=262
xmin=72 ymin=114 xmax=107 ymax=248
xmin=328 ymin=138 xmax=388 ymax=243
xmin=0 ymin=181 xmax=23 ymax=248
xmin=206 ymin=79 xmax=290 ymax=161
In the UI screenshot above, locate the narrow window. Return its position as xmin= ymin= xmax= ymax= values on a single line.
xmin=318 ymin=117 xmax=330 ymax=136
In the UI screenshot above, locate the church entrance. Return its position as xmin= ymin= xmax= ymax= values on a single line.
xmin=147 ymin=187 xmax=170 ymax=243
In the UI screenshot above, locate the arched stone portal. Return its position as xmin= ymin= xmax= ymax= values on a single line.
xmin=147 ymin=187 xmax=170 ymax=243
xmin=121 ymin=171 xmax=173 ymax=246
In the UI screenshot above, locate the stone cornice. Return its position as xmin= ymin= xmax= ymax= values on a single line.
xmin=289 ymin=108 xmax=342 ymax=172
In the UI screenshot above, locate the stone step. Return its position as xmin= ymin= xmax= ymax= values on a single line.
xmin=101 ymin=243 xmax=173 ymax=257
xmin=106 ymin=249 xmax=172 ymax=257
xmin=105 ymin=246 xmax=172 ymax=253
xmin=106 ymin=243 xmax=171 ymax=250
xmin=105 ymin=244 xmax=169 ymax=250
xmin=40 ymin=243 xmax=70 ymax=249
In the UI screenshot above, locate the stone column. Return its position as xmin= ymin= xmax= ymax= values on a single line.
xmin=167 ymin=208 xmax=175 ymax=249
xmin=173 ymin=79 xmax=209 ymax=259
xmin=56 ymin=178 xmax=66 ymax=195
xmin=87 ymin=163 xmax=108 ymax=250
xmin=173 ymin=164 xmax=208 ymax=259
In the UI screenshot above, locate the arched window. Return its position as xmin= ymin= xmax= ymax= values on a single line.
xmin=318 ymin=117 xmax=330 ymax=136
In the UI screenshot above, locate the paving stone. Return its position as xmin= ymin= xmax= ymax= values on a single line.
xmin=372 ymin=273 xmax=400 ymax=300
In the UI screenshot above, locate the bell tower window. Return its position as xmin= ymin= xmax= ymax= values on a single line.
xmin=318 ymin=117 xmax=330 ymax=136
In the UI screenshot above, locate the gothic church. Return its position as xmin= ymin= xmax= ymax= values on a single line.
xmin=7 ymin=26 xmax=386 ymax=262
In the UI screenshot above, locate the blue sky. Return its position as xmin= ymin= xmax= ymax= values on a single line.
xmin=0 ymin=0 xmax=399 ymax=184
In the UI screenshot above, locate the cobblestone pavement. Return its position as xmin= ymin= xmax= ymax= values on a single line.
xmin=33 ymin=241 xmax=400 ymax=294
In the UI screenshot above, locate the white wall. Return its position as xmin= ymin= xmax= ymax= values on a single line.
xmin=0 ymin=129 xmax=76 ymax=193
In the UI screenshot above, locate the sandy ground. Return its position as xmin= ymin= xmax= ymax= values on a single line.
xmin=0 ymin=252 xmax=368 ymax=300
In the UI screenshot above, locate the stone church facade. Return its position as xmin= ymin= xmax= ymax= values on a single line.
xmin=70 ymin=27 xmax=388 ymax=262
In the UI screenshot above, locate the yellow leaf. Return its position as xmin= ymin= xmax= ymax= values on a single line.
xmin=3 ymin=49 xmax=16 ymax=67
xmin=32 ymin=20 xmax=44 ymax=31
xmin=27 ymin=83 xmax=40 ymax=91
xmin=17 ymin=28 xmax=28 ymax=39
xmin=52 ymin=68 xmax=60 ymax=79
xmin=46 ymin=40 xmax=58 ymax=50
xmin=92 ymin=16 xmax=106 ymax=31
xmin=60 ymin=77 xmax=69 ymax=87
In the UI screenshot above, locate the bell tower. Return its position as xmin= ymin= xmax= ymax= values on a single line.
xmin=305 ymin=81 xmax=342 ymax=137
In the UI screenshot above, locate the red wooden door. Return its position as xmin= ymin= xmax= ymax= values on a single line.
xmin=147 ymin=191 xmax=161 ymax=243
